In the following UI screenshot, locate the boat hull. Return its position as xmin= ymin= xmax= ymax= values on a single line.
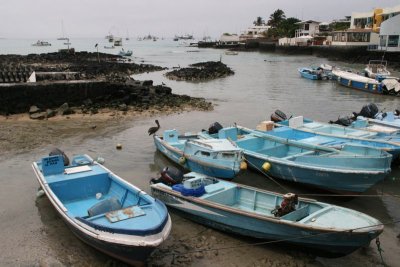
xmin=298 ymin=68 xmax=319 ymax=80
xmin=151 ymin=187 xmax=380 ymax=256
xmin=244 ymin=152 xmax=387 ymax=193
xmin=154 ymin=136 xmax=240 ymax=179
xmin=336 ymin=75 xmax=382 ymax=94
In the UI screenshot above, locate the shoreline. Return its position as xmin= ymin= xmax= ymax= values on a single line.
xmin=0 ymin=103 xmax=212 ymax=159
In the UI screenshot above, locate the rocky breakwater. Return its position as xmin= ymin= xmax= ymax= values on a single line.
xmin=0 ymin=52 xmax=212 ymax=117
xmin=165 ymin=61 xmax=234 ymax=81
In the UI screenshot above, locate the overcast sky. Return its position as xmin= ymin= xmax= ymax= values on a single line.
xmin=0 ymin=0 xmax=399 ymax=39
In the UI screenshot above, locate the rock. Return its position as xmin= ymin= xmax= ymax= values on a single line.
xmin=118 ymin=103 xmax=128 ymax=111
xmin=46 ymin=109 xmax=56 ymax=118
xmin=29 ymin=105 xmax=40 ymax=114
xmin=57 ymin=103 xmax=69 ymax=115
xmin=194 ymin=252 xmax=204 ymax=259
xmin=30 ymin=112 xmax=46 ymax=120
xmin=39 ymin=257 xmax=65 ymax=267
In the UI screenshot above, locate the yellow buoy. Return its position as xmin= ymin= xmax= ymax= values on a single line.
xmin=116 ymin=143 xmax=122 ymax=150
xmin=178 ymin=156 xmax=186 ymax=165
xmin=262 ymin=162 xmax=271 ymax=171
xmin=240 ymin=161 xmax=247 ymax=170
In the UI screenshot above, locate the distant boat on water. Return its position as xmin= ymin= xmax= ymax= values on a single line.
xmin=32 ymin=40 xmax=51 ymax=46
xmin=57 ymin=20 xmax=69 ymax=41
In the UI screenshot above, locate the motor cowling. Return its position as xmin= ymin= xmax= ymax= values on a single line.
xmin=270 ymin=110 xmax=287 ymax=123
xmin=357 ymin=103 xmax=379 ymax=119
xmin=272 ymin=193 xmax=298 ymax=217
xmin=208 ymin=122 xmax=223 ymax=135
xmin=151 ymin=167 xmax=183 ymax=186
xmin=49 ymin=148 xmax=70 ymax=166
xmin=329 ymin=116 xmax=354 ymax=127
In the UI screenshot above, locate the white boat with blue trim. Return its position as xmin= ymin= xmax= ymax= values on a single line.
xmin=151 ymin=172 xmax=384 ymax=256
xmin=32 ymin=153 xmax=171 ymax=265
xmin=154 ymin=129 xmax=246 ymax=179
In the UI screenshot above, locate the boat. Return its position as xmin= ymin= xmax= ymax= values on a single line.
xmin=332 ymin=69 xmax=383 ymax=94
xmin=298 ymin=67 xmax=329 ymax=80
xmin=114 ymin=38 xmax=123 ymax=46
xmin=57 ymin=20 xmax=69 ymax=41
xmin=273 ymin=115 xmax=400 ymax=159
xmin=225 ymin=51 xmax=238 ymax=55
xmin=151 ymin=172 xmax=384 ymax=256
xmin=32 ymin=40 xmax=51 ymax=46
xmin=154 ymin=129 xmax=246 ymax=179
xmin=364 ymin=60 xmax=391 ymax=81
xmin=32 ymin=153 xmax=171 ymax=265
xmin=104 ymin=45 xmax=115 ymax=49
xmin=199 ymin=125 xmax=392 ymax=193
xmin=118 ymin=49 xmax=133 ymax=57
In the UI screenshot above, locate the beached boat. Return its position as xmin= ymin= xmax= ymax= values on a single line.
xmin=364 ymin=60 xmax=391 ymax=81
xmin=199 ymin=125 xmax=392 ymax=193
xmin=298 ymin=67 xmax=324 ymax=80
xmin=332 ymin=69 xmax=383 ymax=94
xmin=32 ymin=40 xmax=51 ymax=46
xmin=274 ymin=116 xmax=400 ymax=159
xmin=151 ymin=172 xmax=384 ymax=256
xmin=154 ymin=129 xmax=246 ymax=179
xmin=32 ymin=153 xmax=171 ymax=265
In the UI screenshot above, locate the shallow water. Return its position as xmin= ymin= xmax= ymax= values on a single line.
xmin=0 ymin=40 xmax=400 ymax=266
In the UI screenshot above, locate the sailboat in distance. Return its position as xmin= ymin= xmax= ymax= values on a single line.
xmin=57 ymin=20 xmax=69 ymax=41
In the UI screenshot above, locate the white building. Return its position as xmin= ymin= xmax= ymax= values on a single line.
xmin=378 ymin=13 xmax=400 ymax=51
xmin=333 ymin=5 xmax=400 ymax=47
xmin=294 ymin=20 xmax=320 ymax=37
xmin=239 ymin=25 xmax=270 ymax=41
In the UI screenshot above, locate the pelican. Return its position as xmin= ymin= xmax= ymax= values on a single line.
xmin=148 ymin=120 xmax=160 ymax=135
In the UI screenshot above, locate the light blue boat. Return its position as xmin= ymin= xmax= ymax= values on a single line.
xmin=298 ymin=67 xmax=329 ymax=80
xmin=151 ymin=172 xmax=383 ymax=256
xmin=199 ymin=126 xmax=392 ymax=193
xmin=32 ymin=153 xmax=171 ymax=265
xmin=360 ymin=112 xmax=400 ymax=130
xmin=276 ymin=116 xmax=400 ymax=159
xmin=154 ymin=129 xmax=246 ymax=179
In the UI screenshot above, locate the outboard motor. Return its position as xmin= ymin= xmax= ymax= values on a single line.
xmin=357 ymin=103 xmax=379 ymax=119
xmin=270 ymin=110 xmax=287 ymax=123
xmin=208 ymin=122 xmax=223 ymax=135
xmin=49 ymin=148 xmax=70 ymax=166
xmin=329 ymin=116 xmax=354 ymax=127
xmin=150 ymin=167 xmax=183 ymax=186
xmin=271 ymin=193 xmax=298 ymax=217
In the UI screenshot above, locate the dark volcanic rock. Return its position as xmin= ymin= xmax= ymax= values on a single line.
xmin=165 ymin=61 xmax=234 ymax=81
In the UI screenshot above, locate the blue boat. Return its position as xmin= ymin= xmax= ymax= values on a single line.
xmin=298 ymin=67 xmax=329 ymax=80
xmin=32 ymin=153 xmax=171 ymax=265
xmin=276 ymin=116 xmax=400 ymax=159
xmin=199 ymin=126 xmax=392 ymax=193
xmin=151 ymin=172 xmax=384 ymax=256
xmin=332 ymin=69 xmax=383 ymax=94
xmin=154 ymin=129 xmax=246 ymax=179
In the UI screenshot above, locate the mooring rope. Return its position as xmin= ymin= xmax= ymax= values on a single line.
xmin=243 ymin=156 xmax=400 ymax=199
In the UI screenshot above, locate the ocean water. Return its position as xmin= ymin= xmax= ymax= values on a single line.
xmin=0 ymin=38 xmax=399 ymax=266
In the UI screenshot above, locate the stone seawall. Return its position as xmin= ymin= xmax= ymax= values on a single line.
xmin=0 ymin=80 xmax=173 ymax=115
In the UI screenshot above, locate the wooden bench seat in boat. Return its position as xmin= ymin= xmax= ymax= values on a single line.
xmin=280 ymin=205 xmax=310 ymax=221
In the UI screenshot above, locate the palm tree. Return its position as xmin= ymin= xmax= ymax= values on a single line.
xmin=253 ymin=16 xmax=264 ymax=26
xmin=267 ymin=9 xmax=286 ymax=28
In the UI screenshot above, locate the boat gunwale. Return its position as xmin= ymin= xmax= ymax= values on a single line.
xmin=151 ymin=183 xmax=383 ymax=234
xmin=32 ymin=156 xmax=171 ymax=247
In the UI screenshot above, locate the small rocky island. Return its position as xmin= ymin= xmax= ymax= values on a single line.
xmin=165 ymin=61 xmax=234 ymax=81
xmin=0 ymin=52 xmax=212 ymax=118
